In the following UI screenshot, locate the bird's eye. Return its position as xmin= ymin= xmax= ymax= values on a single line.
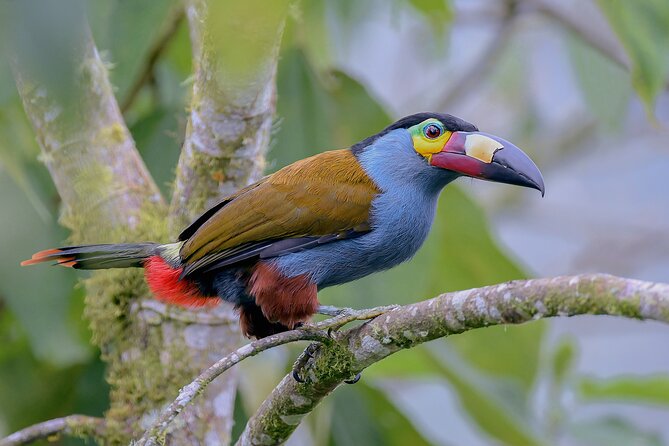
xmin=424 ymin=124 xmax=442 ymax=139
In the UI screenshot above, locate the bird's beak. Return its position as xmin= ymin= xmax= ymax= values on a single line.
xmin=430 ymin=131 xmax=545 ymax=195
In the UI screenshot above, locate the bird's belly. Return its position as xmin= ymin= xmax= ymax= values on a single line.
xmin=272 ymin=190 xmax=438 ymax=288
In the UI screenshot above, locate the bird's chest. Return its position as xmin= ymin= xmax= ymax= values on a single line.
xmin=272 ymin=188 xmax=439 ymax=288
xmin=361 ymin=189 xmax=438 ymax=268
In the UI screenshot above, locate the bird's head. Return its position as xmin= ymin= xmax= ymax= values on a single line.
xmin=356 ymin=113 xmax=545 ymax=195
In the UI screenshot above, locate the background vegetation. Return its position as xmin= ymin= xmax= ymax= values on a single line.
xmin=1 ymin=0 xmax=668 ymax=444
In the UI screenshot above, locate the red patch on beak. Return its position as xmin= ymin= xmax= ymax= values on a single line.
xmin=430 ymin=152 xmax=484 ymax=177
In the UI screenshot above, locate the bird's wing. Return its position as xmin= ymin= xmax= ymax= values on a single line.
xmin=179 ymin=149 xmax=379 ymax=277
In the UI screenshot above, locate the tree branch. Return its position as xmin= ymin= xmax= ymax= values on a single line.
xmin=237 ymin=274 xmax=669 ymax=445
xmin=524 ymin=0 xmax=629 ymax=70
xmin=432 ymin=0 xmax=518 ymax=110
xmin=137 ymin=330 xmax=331 ymax=446
xmin=120 ymin=7 xmax=186 ymax=113
xmin=0 ymin=415 xmax=106 ymax=446
xmin=12 ymin=28 xmax=165 ymax=241
xmin=9 ymin=8 xmax=242 ymax=444
xmin=137 ymin=306 xmax=399 ymax=445
xmin=168 ymin=0 xmax=290 ymax=233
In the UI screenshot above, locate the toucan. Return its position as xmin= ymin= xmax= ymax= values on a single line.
xmin=22 ymin=113 xmax=544 ymax=339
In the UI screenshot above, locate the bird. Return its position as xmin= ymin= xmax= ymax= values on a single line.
xmin=22 ymin=112 xmax=544 ymax=339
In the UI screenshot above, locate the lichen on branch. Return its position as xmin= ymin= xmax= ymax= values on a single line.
xmin=168 ymin=0 xmax=291 ymax=233
xmin=236 ymin=274 xmax=669 ymax=445
xmin=12 ymin=33 xmax=164 ymax=242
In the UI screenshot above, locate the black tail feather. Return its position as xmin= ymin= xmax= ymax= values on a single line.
xmin=21 ymin=243 xmax=160 ymax=269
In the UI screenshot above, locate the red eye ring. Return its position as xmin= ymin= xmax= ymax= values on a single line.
xmin=424 ymin=124 xmax=442 ymax=139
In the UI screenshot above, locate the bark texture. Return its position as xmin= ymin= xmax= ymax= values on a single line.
xmin=168 ymin=0 xmax=287 ymax=233
xmin=9 ymin=2 xmax=285 ymax=442
xmin=237 ymin=274 xmax=669 ymax=445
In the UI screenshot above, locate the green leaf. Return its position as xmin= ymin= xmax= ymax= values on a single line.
xmin=567 ymin=32 xmax=631 ymax=130
xmin=568 ymin=417 xmax=663 ymax=446
xmin=551 ymin=338 xmax=576 ymax=385
xmin=295 ymin=0 xmax=335 ymax=73
xmin=161 ymin=18 xmax=192 ymax=79
xmin=0 ymin=311 xmax=107 ymax=433
xmin=407 ymin=0 xmax=453 ymax=35
xmin=272 ymin=46 xmax=390 ymax=169
xmin=596 ymin=0 xmax=669 ymax=110
xmin=88 ymin=0 xmax=180 ymax=103
xmin=1 ymin=0 xmax=88 ymax=109
xmin=431 ymin=348 xmax=546 ymax=446
xmin=0 ymin=102 xmax=52 ymax=222
xmin=364 ymin=345 xmax=442 ymax=378
xmin=444 ymin=322 xmax=545 ymax=395
xmin=231 ymin=390 xmax=250 ymax=443
xmin=329 ymin=382 xmax=432 ymax=446
xmin=579 ymin=375 xmax=669 ymax=406
xmin=0 ymin=171 xmax=89 ymax=365
xmin=130 ymin=106 xmax=183 ymax=196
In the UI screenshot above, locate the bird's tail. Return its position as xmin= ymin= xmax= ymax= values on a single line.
xmin=21 ymin=243 xmax=162 ymax=269
xmin=21 ymin=242 xmax=218 ymax=308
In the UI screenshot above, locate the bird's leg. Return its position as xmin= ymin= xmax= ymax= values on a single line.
xmin=291 ymin=342 xmax=321 ymax=383
xmin=291 ymin=342 xmax=361 ymax=385
xmin=293 ymin=305 xmax=399 ymax=383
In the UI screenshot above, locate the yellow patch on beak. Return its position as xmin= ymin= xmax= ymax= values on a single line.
xmin=464 ymin=134 xmax=503 ymax=163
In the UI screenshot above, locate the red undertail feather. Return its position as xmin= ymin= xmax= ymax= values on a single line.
xmin=144 ymin=256 xmax=218 ymax=308
xmin=249 ymin=262 xmax=319 ymax=330
xmin=20 ymin=248 xmax=76 ymax=267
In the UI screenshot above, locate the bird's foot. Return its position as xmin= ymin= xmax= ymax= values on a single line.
xmin=291 ymin=342 xmax=321 ymax=383
xmin=291 ymin=342 xmax=362 ymax=384
xmin=293 ymin=305 xmax=398 ymax=384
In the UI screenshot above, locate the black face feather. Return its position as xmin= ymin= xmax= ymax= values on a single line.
xmin=351 ymin=112 xmax=478 ymax=155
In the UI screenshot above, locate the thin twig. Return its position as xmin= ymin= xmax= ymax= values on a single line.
xmin=433 ymin=0 xmax=518 ymax=110
xmin=524 ymin=0 xmax=629 ymax=69
xmin=121 ymin=7 xmax=186 ymax=113
xmin=136 ymin=328 xmax=332 ymax=446
xmin=137 ymin=306 xmax=399 ymax=445
xmin=0 ymin=415 xmax=106 ymax=446
xmin=237 ymin=274 xmax=669 ymax=446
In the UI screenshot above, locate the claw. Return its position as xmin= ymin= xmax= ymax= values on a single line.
xmin=292 ymin=369 xmax=306 ymax=383
xmin=344 ymin=373 xmax=361 ymax=384
xmin=291 ymin=343 xmax=320 ymax=384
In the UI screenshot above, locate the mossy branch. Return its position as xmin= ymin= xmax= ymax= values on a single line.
xmin=168 ymin=0 xmax=289 ymax=233
xmin=0 ymin=415 xmax=106 ymax=446
xmin=105 ymin=274 xmax=669 ymax=445
xmin=136 ymin=330 xmax=332 ymax=446
xmin=226 ymin=273 xmax=667 ymax=445
xmin=12 ymin=30 xmax=165 ymax=241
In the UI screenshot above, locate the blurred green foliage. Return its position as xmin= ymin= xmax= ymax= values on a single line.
xmin=1 ymin=0 xmax=668 ymax=444
xmin=596 ymin=0 xmax=669 ymax=111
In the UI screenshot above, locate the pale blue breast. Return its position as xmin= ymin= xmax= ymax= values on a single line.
xmin=271 ymin=129 xmax=457 ymax=288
